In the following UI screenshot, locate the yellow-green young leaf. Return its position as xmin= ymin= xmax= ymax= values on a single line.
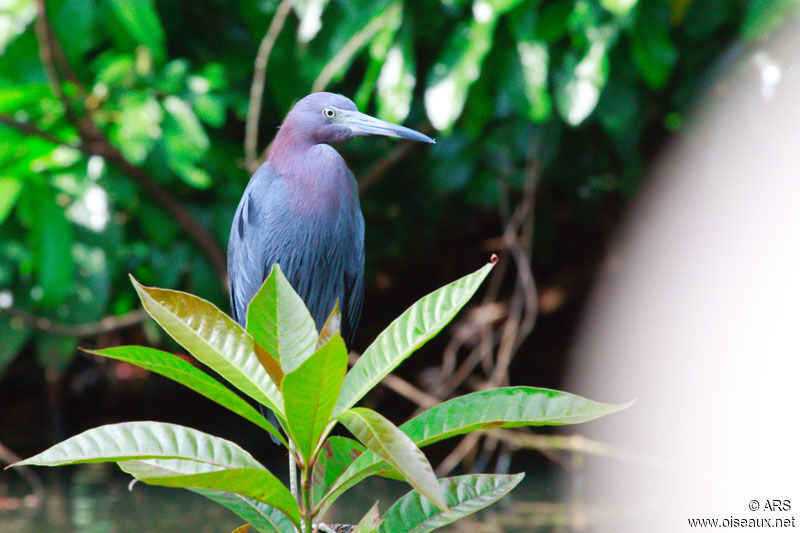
xmin=120 ymin=459 xmax=295 ymax=533
xmin=246 ymin=264 xmax=318 ymax=374
xmin=130 ymin=276 xmax=283 ymax=415
xmin=338 ymin=408 xmax=447 ymax=513
xmin=0 ymin=176 xmax=22 ymax=225
xmin=86 ymin=346 xmax=285 ymax=445
xmin=335 ymin=260 xmax=495 ymax=416
xmin=139 ymin=468 xmax=300 ymax=529
xmin=12 ymin=422 xmax=264 ymax=469
xmin=379 ymin=474 xmax=523 ymax=532
xmin=283 ymin=335 xmax=348 ymax=462
xmin=317 ymin=301 xmax=341 ymax=349
xmin=320 ymin=387 xmax=631 ymax=516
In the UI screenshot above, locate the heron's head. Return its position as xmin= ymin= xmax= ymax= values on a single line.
xmin=284 ymin=92 xmax=434 ymax=145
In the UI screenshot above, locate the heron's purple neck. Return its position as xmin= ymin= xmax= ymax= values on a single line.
xmin=268 ymin=123 xmax=348 ymax=216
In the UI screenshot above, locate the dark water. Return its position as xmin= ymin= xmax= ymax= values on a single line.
xmin=0 ymin=462 xmax=585 ymax=532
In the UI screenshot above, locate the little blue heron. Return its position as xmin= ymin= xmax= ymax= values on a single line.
xmin=228 ymin=91 xmax=434 ymax=354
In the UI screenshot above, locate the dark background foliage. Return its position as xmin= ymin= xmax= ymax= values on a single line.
xmin=0 ymin=0 xmax=793 ymax=459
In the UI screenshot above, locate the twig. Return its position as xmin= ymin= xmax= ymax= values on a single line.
xmin=0 ymin=113 xmax=70 ymax=146
xmin=311 ymin=4 xmax=399 ymax=93
xmin=32 ymin=0 xmax=228 ymax=285
xmin=436 ymin=432 xmax=481 ymax=476
xmin=1 ymin=307 xmax=147 ymax=337
xmin=0 ymin=441 xmax=45 ymax=506
xmin=488 ymin=428 xmax=641 ymax=463
xmin=244 ymin=0 xmax=294 ymax=168
xmin=347 ymin=352 xmax=439 ymax=408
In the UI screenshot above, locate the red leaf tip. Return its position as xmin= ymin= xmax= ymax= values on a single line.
xmin=490 ymin=253 xmax=499 ymax=265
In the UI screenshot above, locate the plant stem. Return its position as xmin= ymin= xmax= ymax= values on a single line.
xmin=301 ymin=465 xmax=314 ymax=533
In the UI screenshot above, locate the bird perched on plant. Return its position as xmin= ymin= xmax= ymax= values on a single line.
xmin=228 ymin=92 xmax=434 ymax=349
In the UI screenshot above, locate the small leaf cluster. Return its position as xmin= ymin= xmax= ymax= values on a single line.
xmin=11 ymin=260 xmax=630 ymax=532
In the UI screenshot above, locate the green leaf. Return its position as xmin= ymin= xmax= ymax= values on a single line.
xmin=13 ymin=421 xmax=265 ymax=469
xmin=0 ymin=177 xmax=23 ymax=225
xmin=601 ymin=0 xmax=638 ymax=16
xmin=379 ymin=474 xmax=523 ymax=532
xmin=0 ymin=0 xmax=35 ymax=55
xmin=119 ymin=459 xmax=295 ymax=533
xmin=402 ymin=387 xmax=634 ymax=445
xmin=376 ymin=29 xmax=416 ymax=124
xmin=321 ymin=387 xmax=631 ymax=515
xmin=162 ymin=96 xmax=212 ymax=189
xmin=631 ymin=2 xmax=677 ymax=89
xmin=334 ymin=260 xmax=494 ymax=416
xmin=311 ymin=436 xmax=365 ymax=506
xmin=111 ymin=92 xmax=163 ymax=164
xmin=108 ymin=0 xmax=166 ymax=63
xmin=86 ymin=346 xmax=285 ymax=445
xmin=554 ymin=28 xmax=613 ymax=126
xmin=353 ymin=501 xmax=382 ymax=533
xmin=246 ymin=264 xmax=318 ymax=375
xmin=139 ymin=468 xmax=300 ymax=528
xmin=129 ymin=277 xmax=284 ymax=415
xmin=283 ymin=334 xmax=348 ymax=462
xmin=338 ymin=407 xmax=447 ymax=513
xmin=27 ymin=181 xmax=74 ymax=309
xmin=0 ymin=315 xmax=31 ymax=377
xmin=516 ymin=40 xmax=552 ymax=123
xmin=424 ymin=18 xmax=496 ymax=131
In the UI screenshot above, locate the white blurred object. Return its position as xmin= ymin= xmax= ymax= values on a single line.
xmin=565 ymin=20 xmax=800 ymax=533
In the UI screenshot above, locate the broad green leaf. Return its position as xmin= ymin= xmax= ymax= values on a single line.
xmin=108 ymin=0 xmax=166 ymax=63
xmin=379 ymin=474 xmax=523 ymax=532
xmin=13 ymin=422 xmax=265 ymax=469
xmin=0 ymin=177 xmax=22 ymax=225
xmin=354 ymin=1 xmax=401 ymax=109
xmin=246 ymin=264 xmax=317 ymax=375
xmin=139 ymin=468 xmax=300 ymax=528
xmin=376 ymin=29 xmax=416 ymax=124
xmin=516 ymin=40 xmax=552 ymax=123
xmin=424 ymin=18 xmax=496 ymax=131
xmin=162 ymin=96 xmax=212 ymax=189
xmin=334 ymin=260 xmax=494 ymax=416
xmin=321 ymin=387 xmax=631 ymax=515
xmin=28 ymin=181 xmax=74 ymax=309
xmin=311 ymin=436 xmax=365 ymax=506
xmin=119 ymin=459 xmax=295 ymax=533
xmin=601 ymin=0 xmax=638 ymax=16
xmin=0 ymin=315 xmax=31 ymax=376
xmin=353 ymin=501 xmax=382 ymax=533
xmin=317 ymin=301 xmax=341 ymax=350
xmin=130 ymin=277 xmax=284 ymax=415
xmin=283 ymin=335 xmax=348 ymax=462
xmin=338 ymin=408 xmax=447 ymax=513
xmin=86 ymin=346 xmax=285 ymax=445
xmin=631 ymin=2 xmax=677 ymax=89
xmin=199 ymin=490 xmax=296 ymax=533
xmin=402 ymin=387 xmax=634 ymax=444
xmin=554 ymin=27 xmax=613 ymax=126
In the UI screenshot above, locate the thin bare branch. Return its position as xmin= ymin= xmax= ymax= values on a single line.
xmin=1 ymin=307 xmax=147 ymax=337
xmin=0 ymin=113 xmax=70 ymax=146
xmin=245 ymin=0 xmax=294 ymax=167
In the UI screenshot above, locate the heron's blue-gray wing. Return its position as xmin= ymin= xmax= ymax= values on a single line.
xmin=341 ymin=207 xmax=364 ymax=348
xmin=227 ymin=163 xmax=283 ymax=325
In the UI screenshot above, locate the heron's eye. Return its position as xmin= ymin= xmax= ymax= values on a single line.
xmin=323 ymin=108 xmax=336 ymax=119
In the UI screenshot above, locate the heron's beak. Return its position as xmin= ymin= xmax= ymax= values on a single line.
xmin=339 ymin=110 xmax=435 ymax=144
